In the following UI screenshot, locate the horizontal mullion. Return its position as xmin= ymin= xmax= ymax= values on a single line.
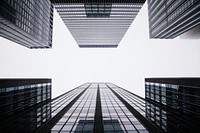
xmin=56 ymin=10 xmax=140 ymax=12
xmin=66 ymin=24 xmax=131 ymax=26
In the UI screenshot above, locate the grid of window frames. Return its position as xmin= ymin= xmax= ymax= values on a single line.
xmin=51 ymin=83 xmax=97 ymax=132
xmin=145 ymin=94 xmax=200 ymax=133
xmin=0 ymin=0 xmax=53 ymax=48
xmin=6 ymin=102 xmax=52 ymax=132
xmin=50 ymin=83 xmax=91 ymax=117
xmin=36 ymin=102 xmax=51 ymax=128
xmin=100 ymin=83 xmax=149 ymax=133
xmin=145 ymin=79 xmax=200 ymax=132
xmin=145 ymin=102 xmax=168 ymax=132
xmin=145 ymin=82 xmax=167 ymax=105
xmin=0 ymin=82 xmax=51 ymax=116
xmin=3 ymin=82 xmax=199 ymax=132
xmin=53 ymin=2 xmax=144 ymax=48
xmin=1 ymin=82 xmax=91 ymax=132
xmin=0 ymin=80 xmax=52 ymax=132
xmin=84 ymin=2 xmax=112 ymax=18
xmin=145 ymin=82 xmax=200 ymax=121
xmin=106 ymin=83 xmax=146 ymax=117
xmin=148 ymin=0 xmax=200 ymax=38
xmin=107 ymin=81 xmax=200 ymax=133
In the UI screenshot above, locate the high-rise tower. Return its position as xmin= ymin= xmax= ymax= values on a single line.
xmin=0 ymin=0 xmax=54 ymax=48
xmin=1 ymin=82 xmax=200 ymax=132
xmin=0 ymin=79 xmax=52 ymax=132
xmin=147 ymin=0 xmax=200 ymax=38
xmin=51 ymin=0 xmax=146 ymax=48
xmin=145 ymin=78 xmax=200 ymax=132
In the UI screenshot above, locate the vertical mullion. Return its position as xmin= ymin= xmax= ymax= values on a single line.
xmin=93 ymin=84 xmax=104 ymax=133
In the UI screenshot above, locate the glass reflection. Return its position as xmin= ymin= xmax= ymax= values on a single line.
xmin=145 ymin=82 xmax=200 ymax=132
xmin=0 ymin=97 xmax=52 ymax=132
xmin=0 ymin=79 xmax=52 ymax=132
xmin=84 ymin=2 xmax=112 ymax=18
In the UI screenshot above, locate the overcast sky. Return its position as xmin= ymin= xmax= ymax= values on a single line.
xmin=0 ymin=3 xmax=200 ymax=98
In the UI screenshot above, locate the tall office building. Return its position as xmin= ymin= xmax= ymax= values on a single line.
xmin=0 ymin=79 xmax=52 ymax=132
xmin=51 ymin=0 xmax=146 ymax=48
xmin=1 ymin=82 xmax=200 ymax=132
xmin=0 ymin=0 xmax=53 ymax=48
xmin=1 ymin=82 xmax=157 ymax=132
xmin=46 ymin=83 xmax=157 ymax=133
xmin=145 ymin=78 xmax=200 ymax=132
xmin=147 ymin=0 xmax=200 ymax=38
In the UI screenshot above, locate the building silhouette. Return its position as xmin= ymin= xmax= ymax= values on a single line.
xmin=147 ymin=0 xmax=200 ymax=38
xmin=1 ymin=81 xmax=200 ymax=132
xmin=0 ymin=0 xmax=53 ymax=48
xmin=145 ymin=78 xmax=200 ymax=132
xmin=51 ymin=0 xmax=146 ymax=48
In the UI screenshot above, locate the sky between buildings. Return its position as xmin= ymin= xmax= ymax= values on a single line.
xmin=0 ymin=3 xmax=200 ymax=98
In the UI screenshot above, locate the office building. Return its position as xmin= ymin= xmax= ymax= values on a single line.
xmin=0 ymin=79 xmax=52 ymax=132
xmin=145 ymin=78 xmax=200 ymax=132
xmin=36 ymin=82 xmax=159 ymax=133
xmin=1 ymin=82 xmax=200 ymax=132
xmin=0 ymin=0 xmax=53 ymax=48
xmin=51 ymin=0 xmax=146 ymax=48
xmin=1 ymin=82 xmax=157 ymax=132
xmin=147 ymin=0 xmax=200 ymax=38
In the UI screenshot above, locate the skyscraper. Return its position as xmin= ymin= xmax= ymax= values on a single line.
xmin=0 ymin=0 xmax=53 ymax=48
xmin=147 ymin=0 xmax=200 ymax=38
xmin=51 ymin=0 xmax=146 ymax=48
xmin=1 ymin=82 xmax=200 ymax=132
xmin=0 ymin=79 xmax=52 ymax=132
xmin=1 ymin=82 xmax=157 ymax=132
xmin=145 ymin=78 xmax=200 ymax=132
xmin=47 ymin=83 xmax=157 ymax=133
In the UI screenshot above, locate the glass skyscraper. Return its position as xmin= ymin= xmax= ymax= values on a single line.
xmin=0 ymin=79 xmax=52 ymax=132
xmin=1 ymin=81 xmax=200 ymax=132
xmin=147 ymin=0 xmax=200 ymax=38
xmin=51 ymin=0 xmax=146 ymax=48
xmin=145 ymin=78 xmax=200 ymax=132
xmin=0 ymin=0 xmax=53 ymax=48
xmin=36 ymin=82 xmax=156 ymax=133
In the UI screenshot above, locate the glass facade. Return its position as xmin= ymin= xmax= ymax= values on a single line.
xmin=51 ymin=0 xmax=145 ymax=48
xmin=0 ymin=0 xmax=53 ymax=48
xmin=145 ymin=78 xmax=200 ymax=132
xmin=84 ymin=3 xmax=112 ymax=18
xmin=0 ymin=79 xmax=52 ymax=132
xmin=147 ymin=0 xmax=200 ymax=38
xmin=2 ymin=81 xmax=199 ymax=132
xmin=50 ymin=83 xmax=90 ymax=118
xmin=38 ymin=82 xmax=155 ymax=133
xmin=51 ymin=83 xmax=97 ymax=132
xmin=100 ymin=83 xmax=148 ymax=133
xmin=107 ymin=83 xmax=146 ymax=117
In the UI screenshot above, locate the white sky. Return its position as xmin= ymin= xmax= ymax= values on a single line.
xmin=0 ymin=3 xmax=200 ymax=98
